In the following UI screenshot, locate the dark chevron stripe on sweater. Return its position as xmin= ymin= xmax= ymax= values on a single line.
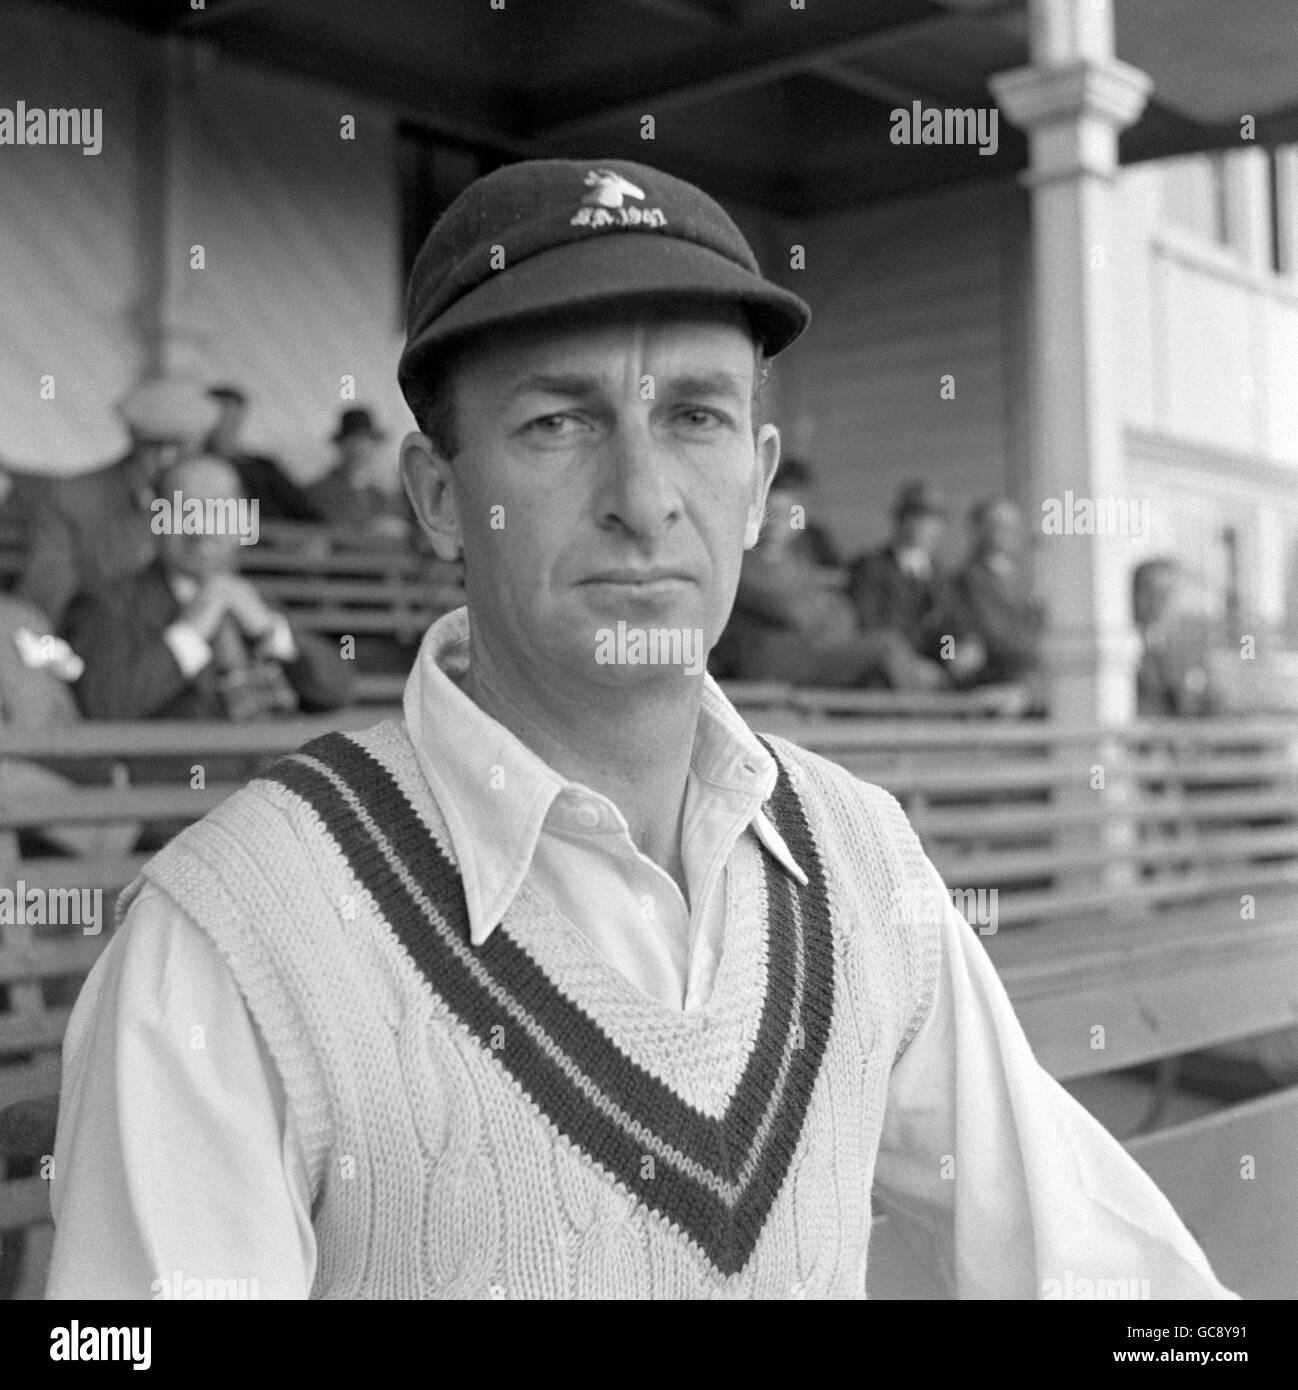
xmin=257 ymin=730 xmax=835 ymax=1276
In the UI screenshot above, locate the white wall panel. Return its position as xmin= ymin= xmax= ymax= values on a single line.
xmin=185 ymin=54 xmax=409 ymax=485
xmin=0 ymin=4 xmax=148 ymax=472
xmin=771 ymin=180 xmax=1019 ymax=566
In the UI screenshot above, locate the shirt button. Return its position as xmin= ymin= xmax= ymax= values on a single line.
xmin=575 ymin=803 xmax=601 ymax=830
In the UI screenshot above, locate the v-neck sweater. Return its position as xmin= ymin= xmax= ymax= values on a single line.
xmin=119 ymin=717 xmax=941 ymax=1298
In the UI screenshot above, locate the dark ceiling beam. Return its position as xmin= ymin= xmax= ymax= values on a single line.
xmin=1256 ymin=107 xmax=1298 ymax=145
xmin=614 ymin=0 xmax=728 ymax=28
xmin=203 ymin=26 xmax=543 ymax=157
xmin=813 ymin=61 xmax=953 ymax=110
xmin=532 ymin=1 xmax=1029 ymax=141
xmin=176 ymin=0 xmax=273 ymax=30
xmin=1121 ymin=100 xmax=1298 ymax=166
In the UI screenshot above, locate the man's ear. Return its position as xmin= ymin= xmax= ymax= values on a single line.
xmin=744 ymin=423 xmax=781 ymax=549
xmin=401 ymin=431 xmax=463 ymax=562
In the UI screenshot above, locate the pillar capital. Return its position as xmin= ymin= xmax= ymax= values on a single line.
xmin=992 ymin=57 xmax=1151 ymax=134
xmin=990 ymin=58 xmax=1152 ymax=183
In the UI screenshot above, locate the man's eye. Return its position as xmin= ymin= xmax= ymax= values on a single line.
xmin=523 ymin=413 xmax=581 ymax=438
xmin=676 ymin=407 xmax=726 ymax=430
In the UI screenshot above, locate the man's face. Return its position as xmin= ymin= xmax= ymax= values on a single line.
xmin=897 ymin=510 xmax=945 ymax=553
xmin=340 ymin=433 xmax=381 ymax=477
xmin=208 ymin=399 xmax=245 ymax=456
xmin=979 ymin=502 xmax=1025 ymax=557
xmin=161 ymin=526 xmax=242 ymax=581
xmin=410 ymin=310 xmax=777 ymax=691
xmin=133 ymin=439 xmax=185 ymax=482
xmin=1133 ymin=568 xmax=1177 ymax=627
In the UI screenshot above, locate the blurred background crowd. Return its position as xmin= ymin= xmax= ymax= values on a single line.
xmin=1 ymin=371 xmax=1227 ymax=741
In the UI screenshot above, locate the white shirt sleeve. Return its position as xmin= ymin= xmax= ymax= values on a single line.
xmin=872 ymin=854 xmax=1238 ymax=1300
xmin=257 ymin=612 xmax=298 ymax=664
xmin=47 ymin=883 xmax=316 ymax=1300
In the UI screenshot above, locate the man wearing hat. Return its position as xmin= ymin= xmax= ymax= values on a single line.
xmin=18 ymin=376 xmax=220 ymax=627
xmin=49 ymin=160 xmax=1232 ymax=1299
xmin=847 ymin=479 xmax=983 ymax=688
xmin=302 ymin=406 xmax=412 ymax=536
xmin=207 ymin=384 xmax=321 ymax=523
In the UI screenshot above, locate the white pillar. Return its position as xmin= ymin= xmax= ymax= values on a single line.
xmin=990 ymin=0 xmax=1152 ymax=724
xmin=137 ymin=37 xmax=209 ymax=381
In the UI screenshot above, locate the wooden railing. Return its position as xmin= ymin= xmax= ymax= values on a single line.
xmin=2 ymin=707 xmax=1296 ymax=1296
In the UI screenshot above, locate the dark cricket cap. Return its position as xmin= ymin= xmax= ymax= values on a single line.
xmin=397 ymin=158 xmax=811 ymax=409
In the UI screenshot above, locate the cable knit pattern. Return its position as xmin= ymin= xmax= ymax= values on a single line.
xmin=115 ymin=719 xmax=942 ymax=1299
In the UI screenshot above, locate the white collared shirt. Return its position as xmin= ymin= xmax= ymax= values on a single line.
xmin=402 ymin=609 xmax=805 ymax=1011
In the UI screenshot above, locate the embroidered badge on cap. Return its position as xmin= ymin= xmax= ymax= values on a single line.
xmin=570 ymin=167 xmax=668 ymax=230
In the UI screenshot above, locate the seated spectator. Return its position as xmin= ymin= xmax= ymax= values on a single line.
xmin=303 ymin=408 xmax=414 ymax=540
xmin=17 ymin=377 xmax=220 ymax=626
xmin=0 ymin=460 xmax=27 ymax=527
xmin=713 ymin=462 xmax=944 ymax=689
xmin=953 ymin=498 xmax=1046 ymax=710
xmin=0 ymin=463 xmax=40 ymax=589
xmin=65 ymin=456 xmax=354 ymax=721
xmin=0 ymin=594 xmax=139 ymax=860
xmin=1132 ymin=558 xmax=1219 ymax=717
xmin=847 ymin=480 xmax=981 ymax=687
xmin=207 ymin=384 xmax=321 ymax=523
xmin=767 ymin=457 xmax=841 ymax=567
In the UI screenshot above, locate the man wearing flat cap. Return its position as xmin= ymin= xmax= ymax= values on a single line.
xmin=18 ymin=376 xmax=220 ymax=627
xmin=848 ymin=480 xmax=982 ymax=690
xmin=50 ymin=160 xmax=1233 ymax=1300
xmin=207 ymin=383 xmax=322 ymax=524
xmin=302 ymin=407 xmax=413 ymax=537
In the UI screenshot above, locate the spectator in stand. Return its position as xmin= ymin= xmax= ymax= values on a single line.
xmin=847 ymin=480 xmax=982 ymax=688
xmin=65 ymin=455 xmax=354 ymax=722
xmin=17 ymin=377 xmax=221 ymax=627
xmin=1132 ymin=558 xmax=1219 ymax=717
xmin=0 ymin=461 xmax=31 ymax=529
xmin=0 ymin=463 xmax=41 ymax=587
xmin=206 ymin=385 xmax=321 ymax=523
xmin=713 ymin=459 xmax=946 ymax=689
xmin=767 ymin=457 xmax=840 ymax=567
xmin=0 ymin=594 xmax=139 ymax=860
xmin=953 ymin=497 xmax=1046 ymax=711
xmin=303 ymin=408 xmax=414 ymax=540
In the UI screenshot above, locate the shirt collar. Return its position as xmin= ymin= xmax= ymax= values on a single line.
xmin=402 ymin=608 xmax=807 ymax=948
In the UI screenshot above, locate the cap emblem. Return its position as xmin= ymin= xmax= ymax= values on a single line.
xmin=581 ymin=168 xmax=644 ymax=207
xmin=571 ymin=167 xmax=668 ymax=230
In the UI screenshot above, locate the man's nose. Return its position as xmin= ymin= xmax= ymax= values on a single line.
xmin=596 ymin=422 xmax=682 ymax=538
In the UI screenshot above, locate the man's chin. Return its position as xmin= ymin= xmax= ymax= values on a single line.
xmin=584 ymin=617 xmax=712 ymax=683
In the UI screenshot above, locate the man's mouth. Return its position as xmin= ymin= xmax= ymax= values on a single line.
xmin=581 ymin=568 xmax=693 ymax=588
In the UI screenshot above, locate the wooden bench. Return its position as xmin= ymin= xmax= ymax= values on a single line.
xmin=350 ymin=675 xmax=1034 ymax=712
xmin=771 ymin=713 xmax=1298 ymax=1297
xmin=2 ymin=710 xmax=1295 ymax=1297
xmin=238 ymin=526 xmax=466 ymax=645
xmin=0 ymin=514 xmax=24 ymax=592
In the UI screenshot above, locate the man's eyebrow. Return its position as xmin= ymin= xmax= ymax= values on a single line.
xmin=657 ymin=371 xmax=748 ymax=401
xmin=502 ymin=369 xmax=749 ymax=404
xmin=503 ymin=372 xmax=600 ymax=402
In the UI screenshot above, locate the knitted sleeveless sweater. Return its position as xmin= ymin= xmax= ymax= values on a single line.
xmin=118 ymin=719 xmax=943 ymax=1299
